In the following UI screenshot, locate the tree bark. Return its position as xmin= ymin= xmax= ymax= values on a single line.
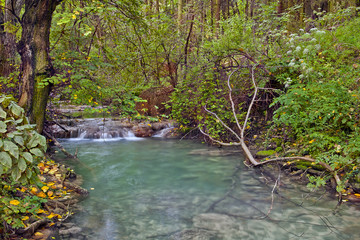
xmin=177 ymin=0 xmax=183 ymax=31
xmin=17 ymin=0 xmax=61 ymax=133
xmin=0 ymin=0 xmax=23 ymax=77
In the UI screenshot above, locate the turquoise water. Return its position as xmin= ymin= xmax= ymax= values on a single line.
xmin=58 ymin=138 xmax=360 ymax=240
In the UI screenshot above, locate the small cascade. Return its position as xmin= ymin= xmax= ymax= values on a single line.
xmin=153 ymin=126 xmax=175 ymax=138
xmin=50 ymin=118 xmax=177 ymax=140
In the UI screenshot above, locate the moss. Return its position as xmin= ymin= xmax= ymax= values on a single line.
xmin=295 ymin=161 xmax=326 ymax=171
xmin=256 ymin=150 xmax=276 ymax=157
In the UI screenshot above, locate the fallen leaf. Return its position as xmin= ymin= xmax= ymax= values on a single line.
xmin=9 ymin=200 xmax=20 ymax=205
xmin=37 ymin=192 xmax=47 ymax=198
xmin=41 ymin=186 xmax=49 ymax=193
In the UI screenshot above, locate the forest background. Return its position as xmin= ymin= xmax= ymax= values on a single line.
xmin=1 ymin=0 xmax=360 ymax=237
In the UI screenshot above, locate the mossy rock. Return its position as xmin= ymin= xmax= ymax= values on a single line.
xmin=256 ymin=150 xmax=276 ymax=157
xmin=295 ymin=161 xmax=326 ymax=171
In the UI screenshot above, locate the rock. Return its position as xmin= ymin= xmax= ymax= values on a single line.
xmin=59 ymin=226 xmax=82 ymax=236
xmin=170 ymin=228 xmax=218 ymax=240
xmin=193 ymin=213 xmax=238 ymax=232
xmin=132 ymin=124 xmax=154 ymax=137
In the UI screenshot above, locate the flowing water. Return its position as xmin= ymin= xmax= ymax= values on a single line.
xmin=56 ymin=138 xmax=360 ymax=240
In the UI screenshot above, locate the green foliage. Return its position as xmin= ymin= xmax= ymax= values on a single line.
xmin=270 ymin=14 xmax=360 ymax=191
xmin=0 ymin=95 xmax=46 ymax=184
xmin=0 ymin=186 xmax=46 ymax=230
xmin=0 ymin=95 xmax=48 ymax=232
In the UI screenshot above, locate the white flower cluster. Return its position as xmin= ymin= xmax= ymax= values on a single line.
xmin=285 ymin=28 xmax=326 ymax=80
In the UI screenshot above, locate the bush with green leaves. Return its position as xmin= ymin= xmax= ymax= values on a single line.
xmin=270 ymin=14 xmax=360 ymax=190
xmin=0 ymin=95 xmax=46 ymax=184
xmin=0 ymin=95 xmax=48 ymax=233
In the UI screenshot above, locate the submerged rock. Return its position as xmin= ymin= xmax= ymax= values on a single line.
xmin=170 ymin=228 xmax=218 ymax=240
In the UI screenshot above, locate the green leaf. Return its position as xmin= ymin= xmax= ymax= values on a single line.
xmin=11 ymin=167 xmax=21 ymax=181
xmin=14 ymin=136 xmax=24 ymax=146
xmin=0 ymin=152 xmax=12 ymax=168
xmin=26 ymin=136 xmax=39 ymax=149
xmin=21 ymin=152 xmax=33 ymax=163
xmin=0 ymin=165 xmax=3 ymax=175
xmin=0 ymin=121 xmax=6 ymax=133
xmin=18 ymin=158 xmax=27 ymax=172
xmin=4 ymin=140 xmax=19 ymax=159
xmin=0 ymin=107 xmax=6 ymax=119
xmin=16 ymin=124 xmax=35 ymax=131
xmin=0 ymin=138 xmax=3 ymax=148
xmin=9 ymin=103 xmax=23 ymax=117
xmin=37 ymin=135 xmax=47 ymax=149
xmin=26 ymin=168 xmax=32 ymax=179
xmin=30 ymin=148 xmax=43 ymax=157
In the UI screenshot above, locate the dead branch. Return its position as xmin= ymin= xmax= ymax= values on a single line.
xmin=43 ymin=130 xmax=78 ymax=159
xmin=200 ymin=61 xmax=342 ymax=191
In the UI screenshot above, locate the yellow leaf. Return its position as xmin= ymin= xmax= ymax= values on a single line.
xmin=37 ymin=192 xmax=47 ymax=198
xmin=49 ymin=222 xmax=55 ymax=227
xmin=10 ymin=200 xmax=20 ymax=205
xmin=47 ymin=182 xmax=55 ymax=187
xmin=31 ymin=187 xmax=38 ymax=195
xmin=34 ymin=232 xmax=43 ymax=236
xmin=41 ymin=186 xmax=49 ymax=193
xmin=37 ymin=209 xmax=46 ymax=214
xmin=22 ymin=216 xmax=29 ymax=221
xmin=354 ymin=193 xmax=360 ymax=197
xmin=47 ymin=191 xmax=54 ymax=197
xmin=47 ymin=212 xmax=57 ymax=219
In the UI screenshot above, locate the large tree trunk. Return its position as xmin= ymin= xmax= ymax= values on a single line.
xmin=18 ymin=0 xmax=61 ymax=133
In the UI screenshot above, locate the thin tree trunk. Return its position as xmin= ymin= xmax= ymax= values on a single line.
xmin=0 ymin=0 xmax=23 ymax=77
xmin=178 ymin=0 xmax=183 ymax=32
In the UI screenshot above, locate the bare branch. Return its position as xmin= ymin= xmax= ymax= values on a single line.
xmin=199 ymin=128 xmax=240 ymax=146
xmin=241 ymin=66 xmax=257 ymax=139
xmin=227 ymin=67 xmax=243 ymax=133
xmin=203 ymin=105 xmax=242 ymax=142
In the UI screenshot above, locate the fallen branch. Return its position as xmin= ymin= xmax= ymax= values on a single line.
xmin=200 ymin=61 xmax=342 ymax=192
xmin=43 ymin=130 xmax=78 ymax=159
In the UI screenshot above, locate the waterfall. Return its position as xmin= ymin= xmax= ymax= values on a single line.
xmin=51 ymin=118 xmax=176 ymax=140
xmin=153 ymin=126 xmax=175 ymax=138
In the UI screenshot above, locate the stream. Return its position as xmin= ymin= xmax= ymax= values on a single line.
xmin=56 ymin=137 xmax=360 ymax=240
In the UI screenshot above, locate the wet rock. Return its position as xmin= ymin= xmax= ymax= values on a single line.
xmin=132 ymin=124 xmax=154 ymax=137
xmin=59 ymin=226 xmax=82 ymax=236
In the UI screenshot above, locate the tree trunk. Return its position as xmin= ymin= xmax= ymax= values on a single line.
xmin=178 ymin=0 xmax=183 ymax=31
xmin=18 ymin=0 xmax=61 ymax=133
xmin=0 ymin=0 xmax=23 ymax=77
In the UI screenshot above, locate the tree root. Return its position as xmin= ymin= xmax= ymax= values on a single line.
xmin=15 ymin=218 xmax=49 ymax=237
